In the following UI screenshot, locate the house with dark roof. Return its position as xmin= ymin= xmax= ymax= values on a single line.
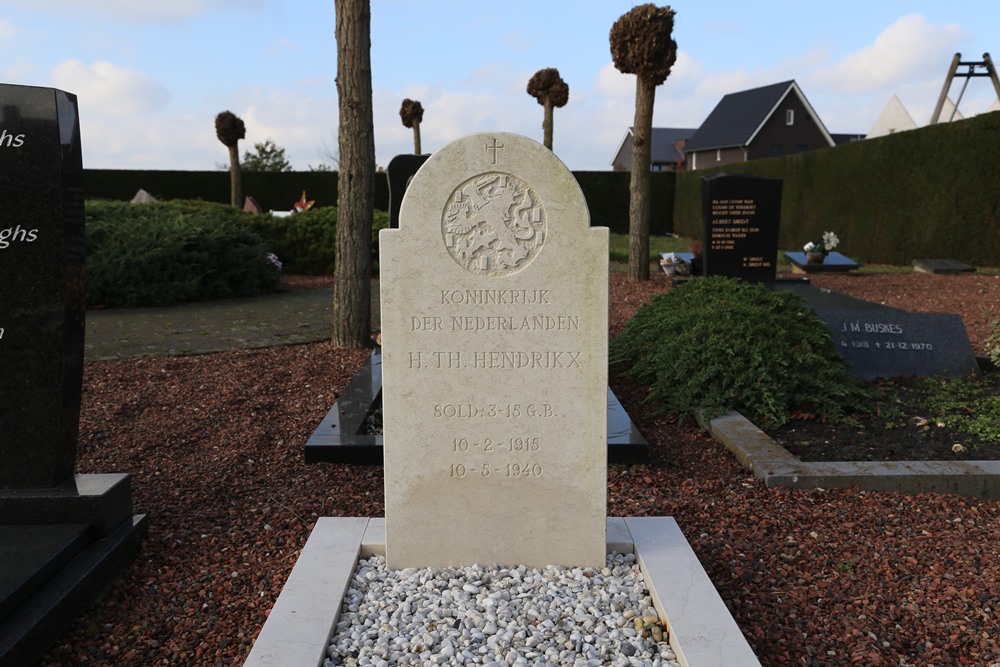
xmin=683 ymin=80 xmax=835 ymax=170
xmin=611 ymin=127 xmax=696 ymax=171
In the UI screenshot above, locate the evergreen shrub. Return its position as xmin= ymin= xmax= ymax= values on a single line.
xmin=610 ymin=276 xmax=871 ymax=426
xmin=85 ymin=201 xmax=279 ymax=307
xmin=246 ymin=207 xmax=388 ymax=275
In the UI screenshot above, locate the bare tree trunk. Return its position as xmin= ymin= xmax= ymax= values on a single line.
xmin=543 ymin=102 xmax=554 ymax=150
xmin=628 ymin=81 xmax=656 ymax=281
xmin=228 ymin=144 xmax=241 ymax=208
xmin=332 ymin=0 xmax=374 ymax=348
xmin=412 ymin=120 xmax=421 ymax=154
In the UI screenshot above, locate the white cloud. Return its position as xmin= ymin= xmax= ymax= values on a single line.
xmin=265 ymin=38 xmax=302 ymax=58
xmin=2 ymin=57 xmax=35 ymax=81
xmin=594 ymin=62 xmax=633 ymax=99
xmin=808 ymin=14 xmax=969 ymax=95
xmin=51 ymin=60 xmax=171 ymax=116
xmin=0 ymin=19 xmax=18 ymax=41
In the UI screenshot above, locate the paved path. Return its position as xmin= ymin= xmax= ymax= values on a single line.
xmin=85 ymin=286 xmax=380 ymax=361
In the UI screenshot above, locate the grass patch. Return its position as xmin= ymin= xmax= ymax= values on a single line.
xmin=918 ymin=374 xmax=1000 ymax=442
xmin=608 ymin=233 xmax=690 ymax=264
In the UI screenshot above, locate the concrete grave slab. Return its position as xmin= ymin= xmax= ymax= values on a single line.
xmin=912 ymin=258 xmax=976 ymax=274
xmin=243 ymin=517 xmax=763 ymax=667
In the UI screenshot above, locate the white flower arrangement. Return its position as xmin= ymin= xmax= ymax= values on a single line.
xmin=804 ymin=231 xmax=840 ymax=254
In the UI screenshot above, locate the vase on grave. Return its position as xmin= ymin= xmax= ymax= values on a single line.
xmin=806 ymin=251 xmax=826 ymax=264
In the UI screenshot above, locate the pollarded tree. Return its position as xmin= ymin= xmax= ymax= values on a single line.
xmin=526 ymin=68 xmax=569 ymax=150
xmin=332 ymin=0 xmax=375 ymax=348
xmin=399 ymin=98 xmax=424 ymax=154
xmin=215 ymin=110 xmax=246 ymax=207
xmin=610 ymin=4 xmax=677 ymax=281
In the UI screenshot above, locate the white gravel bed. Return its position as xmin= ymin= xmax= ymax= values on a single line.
xmin=324 ymin=552 xmax=680 ymax=667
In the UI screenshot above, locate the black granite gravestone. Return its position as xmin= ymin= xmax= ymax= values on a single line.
xmin=386 ymin=153 xmax=430 ymax=228
xmin=0 ymin=83 xmax=147 ymax=667
xmin=0 ymin=84 xmax=85 ymax=489
xmin=815 ymin=309 xmax=979 ymax=380
xmin=770 ymin=283 xmax=981 ymax=380
xmin=701 ymin=173 xmax=782 ymax=281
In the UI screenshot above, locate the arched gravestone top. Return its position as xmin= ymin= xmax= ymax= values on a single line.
xmin=379 ymin=132 xmax=608 ymax=569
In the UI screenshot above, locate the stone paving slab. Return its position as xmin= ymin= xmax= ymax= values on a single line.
xmin=85 ymin=285 xmax=380 ymax=361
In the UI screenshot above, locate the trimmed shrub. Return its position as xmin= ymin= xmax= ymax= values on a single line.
xmin=85 ymin=201 xmax=279 ymax=307
xmin=246 ymin=207 xmax=388 ymax=275
xmin=610 ymin=276 xmax=871 ymax=426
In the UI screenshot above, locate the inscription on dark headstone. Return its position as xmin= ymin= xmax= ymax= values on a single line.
xmin=770 ymin=283 xmax=981 ymax=380
xmin=0 ymin=84 xmax=85 ymax=488
xmin=816 ymin=309 xmax=979 ymax=380
xmin=701 ymin=173 xmax=782 ymax=281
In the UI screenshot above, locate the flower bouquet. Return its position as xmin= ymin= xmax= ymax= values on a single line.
xmin=804 ymin=231 xmax=839 ymax=263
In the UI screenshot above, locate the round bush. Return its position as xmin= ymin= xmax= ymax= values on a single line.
xmin=610 ymin=276 xmax=871 ymax=426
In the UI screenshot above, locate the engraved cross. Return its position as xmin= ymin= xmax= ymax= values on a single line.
xmin=486 ymin=138 xmax=504 ymax=165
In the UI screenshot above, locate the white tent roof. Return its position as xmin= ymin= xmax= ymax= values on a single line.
xmin=867 ymin=95 xmax=917 ymax=138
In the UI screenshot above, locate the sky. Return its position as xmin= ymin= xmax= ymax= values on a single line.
xmin=1 ymin=1 xmax=998 ymax=172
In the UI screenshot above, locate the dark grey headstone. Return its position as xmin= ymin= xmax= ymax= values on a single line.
xmin=0 ymin=524 xmax=89 ymax=619
xmin=769 ymin=283 xmax=980 ymax=379
xmin=0 ymin=84 xmax=85 ymax=488
xmin=386 ymin=153 xmax=430 ymax=228
xmin=701 ymin=173 xmax=782 ymax=281
xmin=767 ymin=282 xmax=905 ymax=314
xmin=819 ymin=309 xmax=980 ymax=380
xmin=912 ymin=258 xmax=975 ymax=274
xmin=784 ymin=250 xmax=860 ymax=272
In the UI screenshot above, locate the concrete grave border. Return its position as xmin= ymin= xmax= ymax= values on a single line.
xmin=243 ymin=517 xmax=761 ymax=667
xmin=708 ymin=411 xmax=1000 ymax=500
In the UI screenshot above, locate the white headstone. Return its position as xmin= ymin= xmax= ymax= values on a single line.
xmin=379 ymin=132 xmax=608 ymax=569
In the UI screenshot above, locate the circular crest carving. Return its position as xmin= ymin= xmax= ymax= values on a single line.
xmin=442 ymin=172 xmax=546 ymax=276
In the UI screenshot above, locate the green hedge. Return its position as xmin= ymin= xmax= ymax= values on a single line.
xmin=573 ymin=170 xmax=675 ymax=235
xmin=674 ymin=111 xmax=1000 ymax=266
xmin=85 ymin=201 xmax=279 ymax=307
xmin=84 ymin=169 xmax=675 ymax=236
xmin=84 ymin=170 xmax=361 ymax=213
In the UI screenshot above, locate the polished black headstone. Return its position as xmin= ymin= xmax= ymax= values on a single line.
xmin=0 ymin=524 xmax=90 ymax=619
xmin=815 ymin=309 xmax=980 ymax=380
xmin=701 ymin=173 xmax=782 ymax=281
xmin=769 ymin=283 xmax=980 ymax=380
xmin=386 ymin=153 xmax=430 ymax=228
xmin=0 ymin=84 xmax=85 ymax=488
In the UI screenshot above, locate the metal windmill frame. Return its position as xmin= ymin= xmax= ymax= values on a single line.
xmin=930 ymin=52 xmax=1000 ymax=124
